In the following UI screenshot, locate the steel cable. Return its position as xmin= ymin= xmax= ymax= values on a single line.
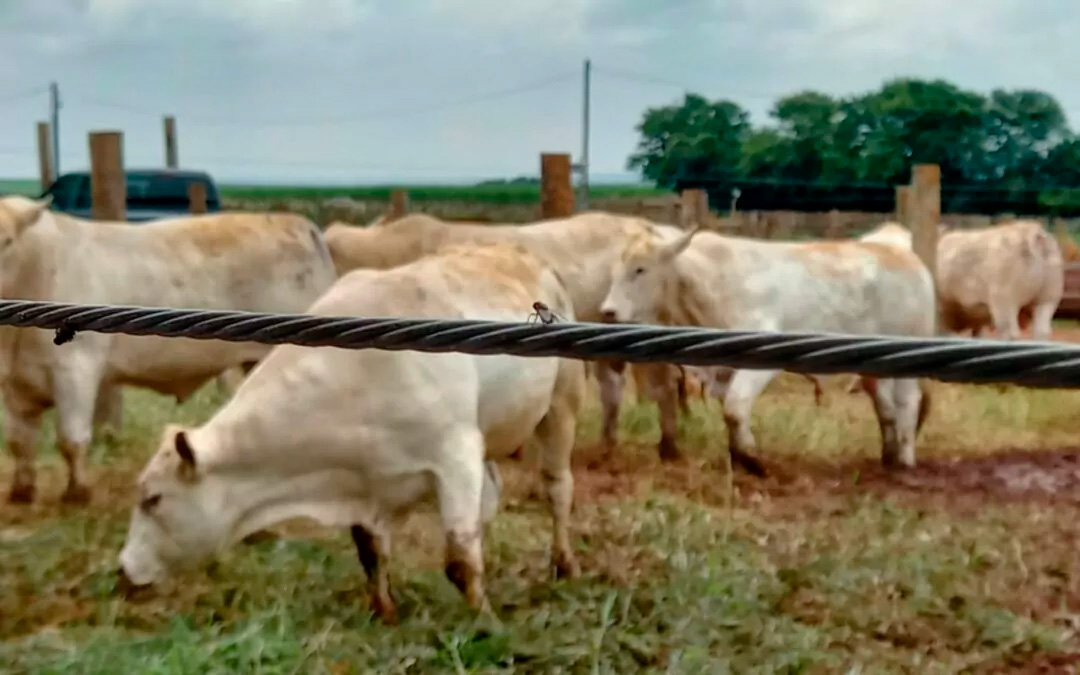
xmin=0 ymin=299 xmax=1076 ymax=388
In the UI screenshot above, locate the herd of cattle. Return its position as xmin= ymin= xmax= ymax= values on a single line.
xmin=0 ymin=194 xmax=1064 ymax=621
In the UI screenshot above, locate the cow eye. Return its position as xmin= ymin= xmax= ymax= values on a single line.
xmin=140 ymin=494 xmax=162 ymax=510
xmin=633 ymin=266 xmax=646 ymax=276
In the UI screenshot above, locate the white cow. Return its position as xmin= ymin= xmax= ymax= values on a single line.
xmin=599 ymin=224 xmax=936 ymax=476
xmin=855 ymin=219 xmax=1063 ymax=340
xmin=937 ymin=220 xmax=1063 ymax=340
xmin=117 ymin=242 xmax=585 ymax=623
xmin=0 ymin=196 xmax=338 ymax=505
xmin=324 ymin=211 xmax=694 ymax=462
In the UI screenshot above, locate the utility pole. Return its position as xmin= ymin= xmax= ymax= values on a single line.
xmin=574 ymin=58 xmax=591 ymax=211
xmin=49 ymin=82 xmax=60 ymax=178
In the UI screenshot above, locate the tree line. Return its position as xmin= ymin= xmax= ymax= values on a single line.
xmin=627 ymin=78 xmax=1080 ymax=216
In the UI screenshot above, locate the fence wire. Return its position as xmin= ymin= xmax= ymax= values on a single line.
xmin=0 ymin=299 xmax=1078 ymax=389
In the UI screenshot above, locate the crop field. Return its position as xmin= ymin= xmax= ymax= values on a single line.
xmin=0 ymin=178 xmax=666 ymax=205
xmin=3 ymin=326 xmax=1080 ymax=673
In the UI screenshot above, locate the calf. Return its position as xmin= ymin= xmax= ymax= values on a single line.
xmin=118 ymin=243 xmax=585 ymax=622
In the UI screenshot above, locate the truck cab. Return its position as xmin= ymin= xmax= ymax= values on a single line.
xmin=42 ymin=169 xmax=222 ymax=222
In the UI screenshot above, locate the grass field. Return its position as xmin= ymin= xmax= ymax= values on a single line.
xmin=5 ymin=334 xmax=1080 ymax=672
xmin=0 ymin=178 xmax=667 ymax=204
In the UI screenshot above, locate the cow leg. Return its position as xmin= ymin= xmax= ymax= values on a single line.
xmin=720 ymin=368 xmax=779 ymax=477
xmin=350 ymin=524 xmax=397 ymax=624
xmin=676 ymin=366 xmax=692 ymax=416
xmin=990 ymin=299 xmax=1021 ymax=341
xmin=596 ymin=361 xmax=625 ymax=458
xmin=654 ymin=368 xmax=681 ymax=462
xmin=534 ymin=358 xmax=584 ymax=580
xmin=804 ymin=374 xmax=825 ymax=406
xmin=5 ymin=393 xmax=45 ymax=504
xmin=436 ymin=428 xmax=491 ymax=613
xmin=890 ymin=378 xmax=923 ymax=468
xmin=92 ymin=382 xmax=124 ymax=443
xmin=843 ymin=375 xmax=862 ymax=395
xmin=862 ymin=377 xmax=916 ymax=469
xmin=1030 ymin=301 xmax=1058 ymax=342
xmin=53 ymin=357 xmax=107 ymax=505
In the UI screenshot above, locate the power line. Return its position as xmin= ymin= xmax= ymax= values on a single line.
xmin=0 ymin=147 xmax=36 ymax=157
xmin=0 ymin=86 xmax=49 ymax=105
xmin=54 ymin=151 xmax=530 ymax=177
xmin=593 ymin=65 xmax=788 ymax=103
xmin=64 ymin=71 xmax=578 ymax=128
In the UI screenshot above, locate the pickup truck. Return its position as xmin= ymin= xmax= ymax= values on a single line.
xmin=41 ymin=168 xmax=222 ymax=223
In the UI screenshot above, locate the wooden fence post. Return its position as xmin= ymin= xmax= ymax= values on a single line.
xmin=36 ymin=121 xmax=55 ymax=190
xmin=188 ymin=182 xmax=207 ymax=215
xmin=911 ymin=164 xmax=941 ymax=333
xmin=89 ymin=131 xmax=125 ymax=221
xmin=826 ymin=209 xmax=843 ymax=238
xmin=895 ymin=185 xmax=912 ymax=225
xmin=680 ymin=188 xmax=708 ymax=229
xmin=164 ymin=115 xmax=178 ymax=169
xmin=389 ymin=189 xmax=409 ymax=218
xmin=540 ymin=153 xmax=574 ymax=219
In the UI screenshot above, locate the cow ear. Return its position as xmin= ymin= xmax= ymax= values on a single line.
xmin=175 ymin=430 xmax=197 ymax=474
xmin=660 ymin=225 xmax=701 ymax=261
xmin=14 ymin=196 xmax=51 ymax=234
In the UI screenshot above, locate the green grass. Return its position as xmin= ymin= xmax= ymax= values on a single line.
xmin=4 ymin=371 xmax=1080 ymax=672
xmin=0 ymin=179 xmax=43 ymax=197
xmin=0 ymin=178 xmax=668 ymax=205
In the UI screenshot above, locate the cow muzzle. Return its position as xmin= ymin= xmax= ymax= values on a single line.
xmin=115 ymin=566 xmax=155 ymax=599
xmin=600 ymin=309 xmax=619 ymax=324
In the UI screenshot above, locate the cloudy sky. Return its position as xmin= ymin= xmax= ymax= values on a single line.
xmin=0 ymin=0 xmax=1075 ymax=185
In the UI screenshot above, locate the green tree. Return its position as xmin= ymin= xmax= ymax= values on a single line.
xmin=981 ymin=89 xmax=1070 ymax=184
xmin=626 ymin=93 xmax=751 ymax=189
xmin=627 ymin=76 xmax=1080 ymax=214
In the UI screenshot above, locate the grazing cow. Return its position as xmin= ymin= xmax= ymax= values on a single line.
xmin=117 ymin=243 xmax=585 ymax=623
xmin=0 ymin=196 xmax=338 ymax=505
xmin=324 ymin=211 xmax=694 ymax=462
xmin=599 ymin=224 xmax=936 ymax=476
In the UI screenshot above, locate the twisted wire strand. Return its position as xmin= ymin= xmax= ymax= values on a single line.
xmin=0 ymin=299 xmax=1078 ymax=389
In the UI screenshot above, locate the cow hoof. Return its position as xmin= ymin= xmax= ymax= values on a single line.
xmin=728 ymin=449 xmax=768 ymax=478
xmin=658 ymin=438 xmax=682 ymax=462
xmin=371 ymin=593 xmax=399 ymax=626
xmin=60 ymin=484 xmax=92 ymax=505
xmin=7 ymin=484 xmax=35 ymax=504
xmin=553 ymin=554 xmax=580 ymax=580
xmin=881 ymin=455 xmax=915 ymax=471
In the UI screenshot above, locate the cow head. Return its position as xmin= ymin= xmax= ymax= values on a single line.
xmin=118 ymin=424 xmax=229 ymax=588
xmin=0 ymin=195 xmax=52 ymax=253
xmin=600 ymin=225 xmax=701 ymax=324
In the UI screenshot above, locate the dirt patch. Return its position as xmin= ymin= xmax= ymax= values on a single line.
xmin=560 ymin=443 xmax=1080 ymax=514
xmin=789 ymin=448 xmax=1080 ymax=509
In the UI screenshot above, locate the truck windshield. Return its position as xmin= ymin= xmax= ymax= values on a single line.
xmin=126 ymin=174 xmax=219 ymax=209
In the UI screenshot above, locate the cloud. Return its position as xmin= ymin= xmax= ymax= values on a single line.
xmin=0 ymin=0 xmax=1076 ymax=184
